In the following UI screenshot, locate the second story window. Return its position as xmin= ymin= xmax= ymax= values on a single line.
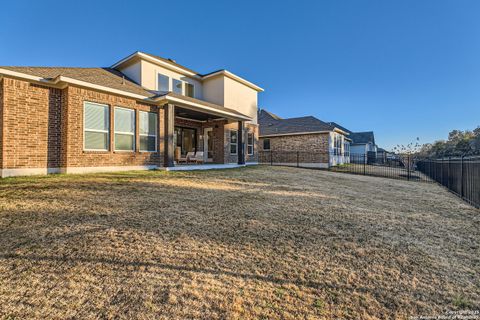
xmin=185 ymin=83 xmax=195 ymax=97
xmin=173 ymin=79 xmax=183 ymax=94
xmin=158 ymin=74 xmax=169 ymax=92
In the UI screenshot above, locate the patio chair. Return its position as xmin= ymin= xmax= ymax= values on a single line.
xmin=178 ymin=152 xmax=195 ymax=164
xmin=192 ymin=151 xmax=204 ymax=164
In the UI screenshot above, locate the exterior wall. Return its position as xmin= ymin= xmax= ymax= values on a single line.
xmin=259 ymin=133 xmax=330 ymax=152
xmin=223 ymin=122 xmax=258 ymax=164
xmin=63 ymin=86 xmax=162 ymax=170
xmin=223 ymin=76 xmax=258 ymax=124
xmin=202 ymin=76 xmax=224 ymax=106
xmin=258 ymin=133 xmax=330 ymax=166
xmin=351 ymin=144 xmax=367 ymax=156
xmin=203 ymin=75 xmax=259 ymax=125
xmin=0 ymin=79 xmax=3 ymax=170
xmin=1 ymin=78 xmax=62 ymax=172
xmin=0 ymin=75 xmax=258 ymax=177
xmin=139 ymin=60 xmax=203 ymax=99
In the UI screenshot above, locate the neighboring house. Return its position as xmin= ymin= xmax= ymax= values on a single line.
xmin=348 ymin=131 xmax=377 ymax=156
xmin=258 ymin=110 xmax=350 ymax=167
xmin=0 ymin=51 xmax=263 ymax=177
xmin=328 ymin=122 xmax=377 ymax=156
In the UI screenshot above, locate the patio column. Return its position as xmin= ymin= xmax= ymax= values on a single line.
xmin=237 ymin=121 xmax=245 ymax=165
xmin=164 ymin=103 xmax=175 ymax=167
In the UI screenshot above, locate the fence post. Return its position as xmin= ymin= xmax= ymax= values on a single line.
xmin=270 ymin=150 xmax=273 ymax=166
xmin=460 ymin=155 xmax=464 ymax=198
xmin=296 ymin=151 xmax=299 ymax=168
xmin=407 ymin=154 xmax=411 ymax=180
xmin=363 ymin=154 xmax=366 ymax=175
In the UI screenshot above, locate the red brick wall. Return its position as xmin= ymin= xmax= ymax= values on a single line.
xmin=1 ymin=78 xmax=62 ymax=169
xmin=64 ymin=86 xmax=162 ymax=168
xmin=224 ymin=122 xmax=258 ymax=163
xmin=0 ymin=77 xmax=259 ymax=173
xmin=258 ymin=133 xmax=330 ymax=163
xmin=0 ymin=79 xmax=3 ymax=169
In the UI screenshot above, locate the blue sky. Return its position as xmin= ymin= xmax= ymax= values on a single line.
xmin=1 ymin=0 xmax=479 ymax=150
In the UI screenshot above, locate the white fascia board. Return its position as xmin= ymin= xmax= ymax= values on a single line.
xmin=202 ymin=70 xmax=264 ymax=92
xmin=56 ymin=76 xmax=149 ymax=100
xmin=333 ymin=128 xmax=349 ymax=135
xmin=0 ymin=68 xmax=52 ymax=83
xmin=259 ymin=131 xmax=331 ymax=138
xmin=156 ymin=95 xmax=252 ymax=121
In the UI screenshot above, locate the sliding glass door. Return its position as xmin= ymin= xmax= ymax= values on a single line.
xmin=174 ymin=127 xmax=197 ymax=156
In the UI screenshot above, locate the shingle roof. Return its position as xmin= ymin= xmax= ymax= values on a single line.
xmin=259 ymin=109 xmax=335 ymax=136
xmin=327 ymin=122 xmax=352 ymax=134
xmin=349 ymin=131 xmax=375 ymax=145
xmin=0 ymin=66 xmax=151 ymax=97
xmin=0 ymin=66 xmax=251 ymax=120
xmin=259 ymin=109 xmax=283 ymax=121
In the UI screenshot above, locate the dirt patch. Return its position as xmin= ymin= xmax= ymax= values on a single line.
xmin=0 ymin=166 xmax=478 ymax=319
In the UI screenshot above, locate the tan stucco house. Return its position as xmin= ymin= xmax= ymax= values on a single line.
xmin=258 ymin=110 xmax=350 ymax=167
xmin=0 ymin=51 xmax=263 ymax=177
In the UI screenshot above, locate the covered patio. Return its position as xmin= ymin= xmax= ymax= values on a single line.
xmin=152 ymin=92 xmax=252 ymax=168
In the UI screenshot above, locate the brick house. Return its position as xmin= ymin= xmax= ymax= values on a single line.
xmin=0 ymin=51 xmax=263 ymax=177
xmin=258 ymin=110 xmax=350 ymax=167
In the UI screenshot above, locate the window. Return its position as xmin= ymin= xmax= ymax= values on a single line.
xmin=114 ymin=107 xmax=135 ymax=151
xmin=158 ymin=74 xmax=169 ymax=92
xmin=333 ymin=134 xmax=343 ymax=156
xmin=84 ymin=102 xmax=109 ymax=151
xmin=344 ymin=142 xmax=350 ymax=157
xmin=185 ymin=83 xmax=195 ymax=97
xmin=230 ymin=130 xmax=238 ymax=154
xmin=140 ymin=111 xmax=157 ymax=152
xmin=173 ymin=79 xmax=183 ymax=94
xmin=263 ymin=138 xmax=270 ymax=150
xmin=247 ymin=133 xmax=254 ymax=155
xmin=175 ymin=126 xmax=197 ymax=155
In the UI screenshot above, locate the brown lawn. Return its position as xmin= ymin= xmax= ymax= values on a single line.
xmin=0 ymin=166 xmax=478 ymax=319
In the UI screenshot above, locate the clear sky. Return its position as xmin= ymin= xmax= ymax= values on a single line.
xmin=1 ymin=0 xmax=479 ymax=150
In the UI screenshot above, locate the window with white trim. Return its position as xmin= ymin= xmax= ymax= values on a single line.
xmin=114 ymin=107 xmax=135 ymax=151
xmin=84 ymin=102 xmax=109 ymax=151
xmin=344 ymin=141 xmax=350 ymax=157
xmin=230 ymin=130 xmax=238 ymax=155
xmin=173 ymin=79 xmax=183 ymax=94
xmin=247 ymin=132 xmax=254 ymax=155
xmin=139 ymin=111 xmax=158 ymax=152
xmin=333 ymin=134 xmax=342 ymax=156
xmin=158 ymin=74 xmax=169 ymax=92
xmin=185 ymin=83 xmax=194 ymax=97
xmin=263 ymin=138 xmax=270 ymax=150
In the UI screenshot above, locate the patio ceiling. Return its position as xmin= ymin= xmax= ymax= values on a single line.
xmin=175 ymin=107 xmax=224 ymax=121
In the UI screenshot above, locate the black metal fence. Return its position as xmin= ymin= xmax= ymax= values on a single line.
xmin=417 ymin=157 xmax=480 ymax=208
xmin=258 ymin=151 xmax=432 ymax=182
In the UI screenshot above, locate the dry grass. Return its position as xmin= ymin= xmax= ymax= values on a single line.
xmin=0 ymin=166 xmax=478 ymax=319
